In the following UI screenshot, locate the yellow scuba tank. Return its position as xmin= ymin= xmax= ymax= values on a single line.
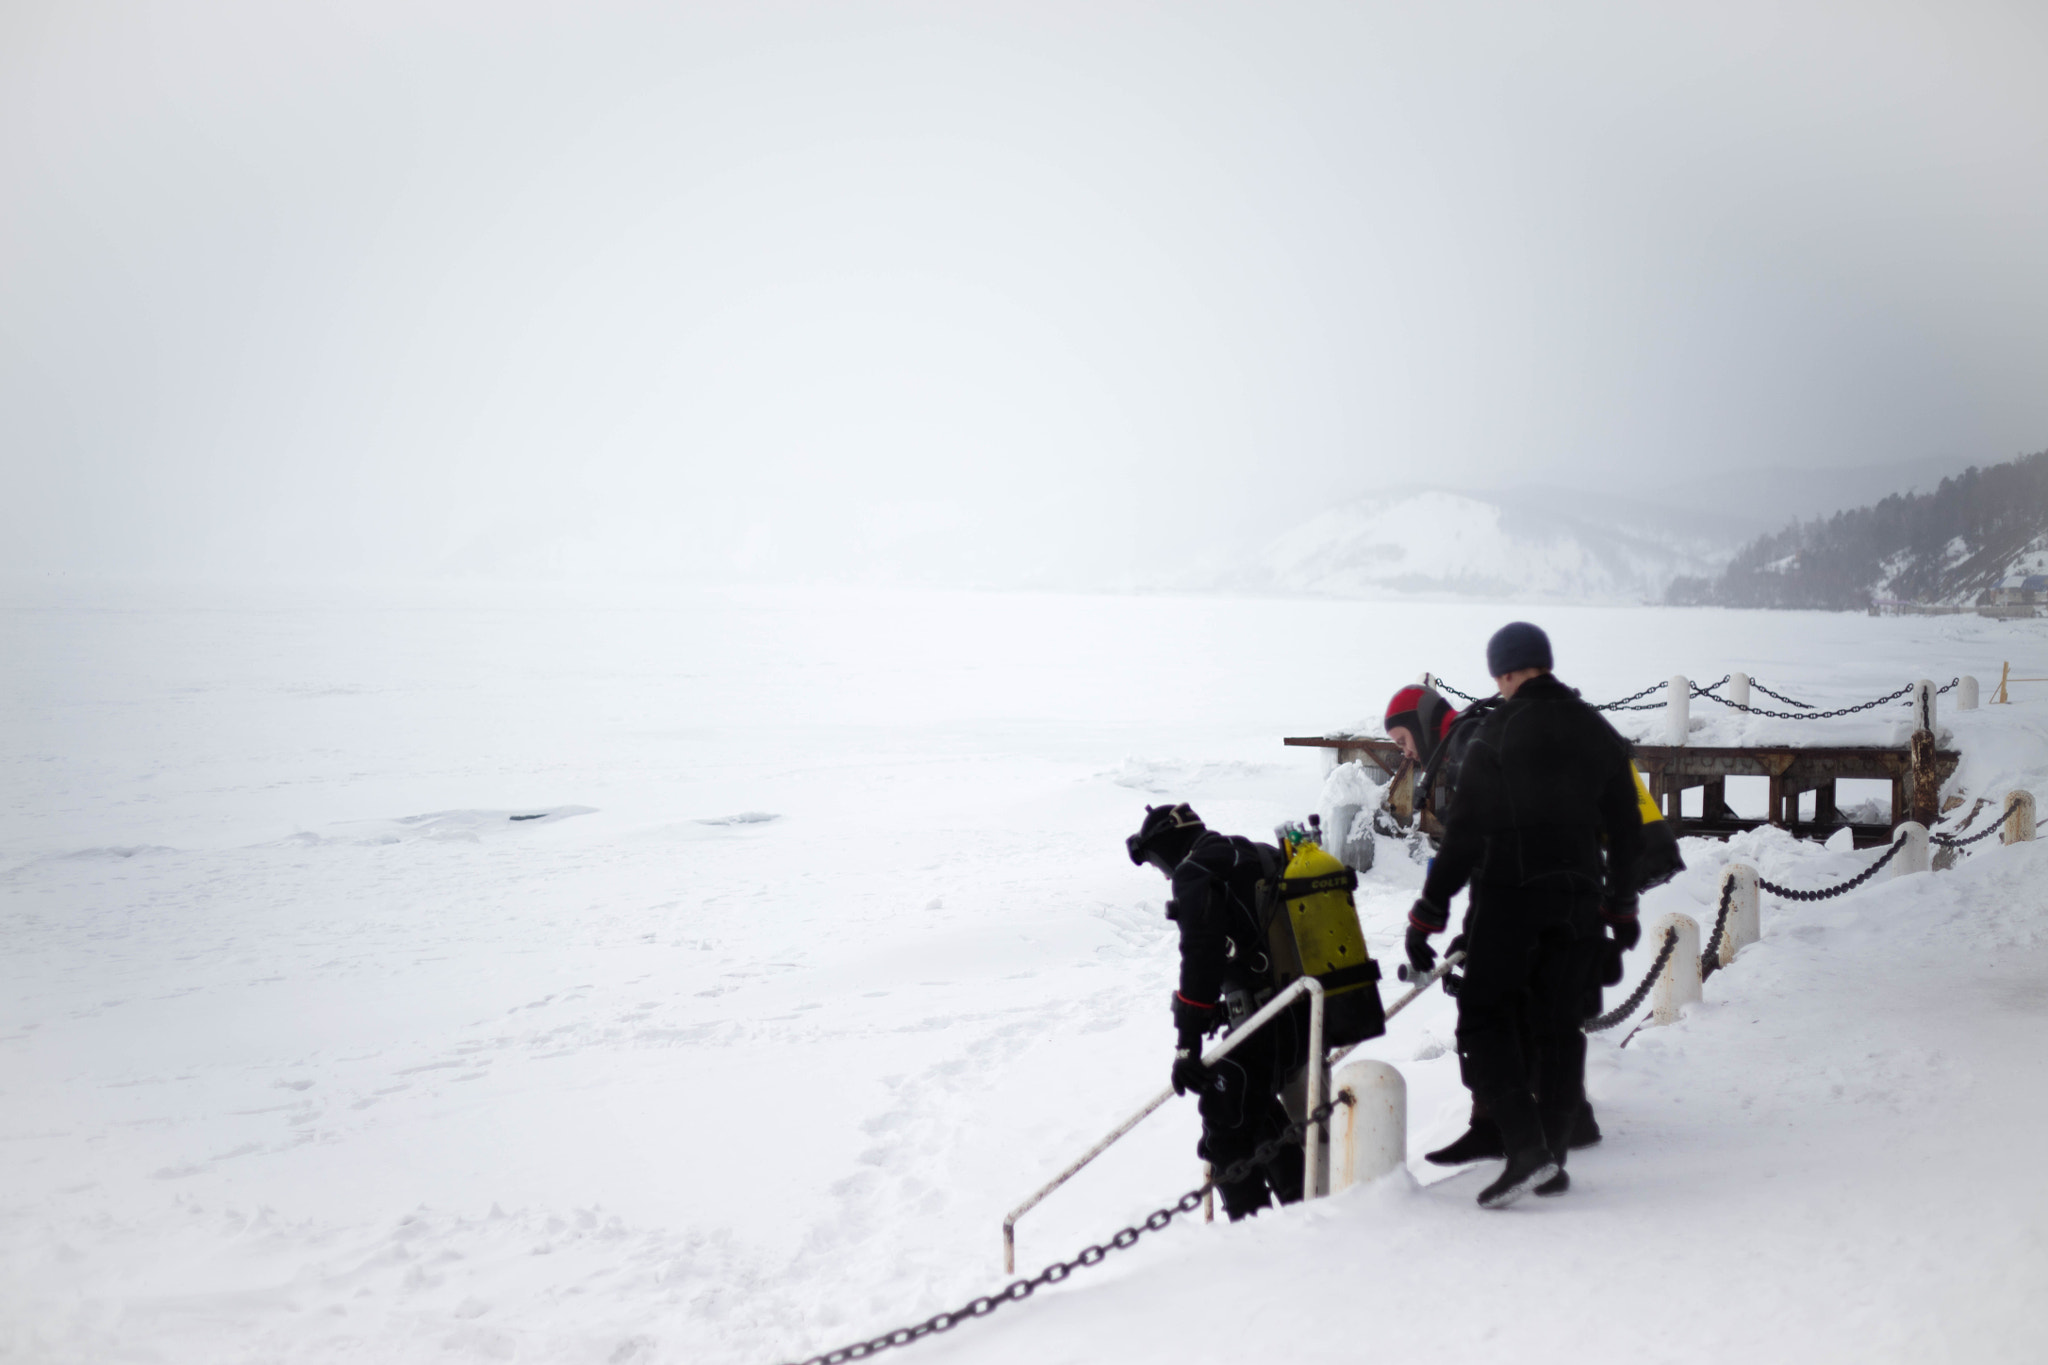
xmin=1630 ymin=762 xmax=1686 ymax=890
xmin=1633 ymin=763 xmax=1663 ymax=826
xmin=1261 ymin=820 xmax=1386 ymax=1047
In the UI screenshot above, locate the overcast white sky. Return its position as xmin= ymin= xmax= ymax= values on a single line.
xmin=5 ymin=1 xmax=2047 ymax=585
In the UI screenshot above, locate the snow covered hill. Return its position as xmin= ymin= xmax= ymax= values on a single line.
xmin=3 ymin=586 xmax=2044 ymax=1363
xmin=1239 ymin=488 xmax=1739 ymax=604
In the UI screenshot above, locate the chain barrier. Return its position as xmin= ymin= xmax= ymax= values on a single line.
xmin=781 ymin=1094 xmax=1349 ymax=1365
xmin=1436 ymin=675 xmax=1957 ymax=723
xmin=1931 ymin=797 xmax=2019 ymax=849
xmin=1692 ymin=680 xmax=1918 ymax=721
xmin=1757 ymin=831 xmax=1907 ymax=901
xmin=1699 ymin=878 xmax=1738 ymax=982
xmin=1584 ymin=925 xmax=1679 ymax=1032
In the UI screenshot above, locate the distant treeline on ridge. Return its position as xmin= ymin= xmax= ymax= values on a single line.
xmin=1667 ymin=449 xmax=2048 ymax=611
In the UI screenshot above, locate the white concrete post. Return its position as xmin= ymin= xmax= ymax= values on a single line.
xmin=1729 ymin=672 xmax=1751 ymax=709
xmin=1649 ymin=913 xmax=1701 ymax=1025
xmin=2004 ymin=790 xmax=2036 ymax=844
xmin=1958 ymin=675 xmax=1979 ymax=711
xmin=1329 ymin=1060 xmax=1406 ymax=1193
xmin=1913 ymin=679 xmax=1936 ymax=735
xmin=1716 ymin=864 xmax=1760 ymax=966
xmin=1892 ymin=821 xmax=1930 ymax=876
xmin=1666 ymin=675 xmax=1690 ymax=745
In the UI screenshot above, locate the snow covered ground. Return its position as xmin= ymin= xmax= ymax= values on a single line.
xmin=3 ymin=585 xmax=2044 ymax=1364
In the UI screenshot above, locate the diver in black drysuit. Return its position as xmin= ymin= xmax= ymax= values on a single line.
xmin=1418 ymin=693 xmax=1604 ymax=1163
xmin=1405 ymin=624 xmax=1646 ymax=1207
xmin=1128 ymin=804 xmax=1305 ymax=1221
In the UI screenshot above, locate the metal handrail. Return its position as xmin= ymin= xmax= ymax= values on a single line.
xmin=1001 ymin=977 xmax=1323 ymax=1274
xmin=998 ymin=950 xmax=1466 ymax=1273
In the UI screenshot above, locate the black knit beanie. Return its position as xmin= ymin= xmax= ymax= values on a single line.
xmin=1486 ymin=621 xmax=1553 ymax=678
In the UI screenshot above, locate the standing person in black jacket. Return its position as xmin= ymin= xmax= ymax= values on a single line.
xmin=1404 ymin=622 xmax=1645 ymax=1208
xmin=1127 ymin=803 xmax=1305 ymax=1221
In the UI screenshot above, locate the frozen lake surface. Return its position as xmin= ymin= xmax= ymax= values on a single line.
xmin=4 ymin=585 xmax=2045 ymax=1363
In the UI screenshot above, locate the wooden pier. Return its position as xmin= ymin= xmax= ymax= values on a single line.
xmin=1283 ymin=734 xmax=1958 ymax=849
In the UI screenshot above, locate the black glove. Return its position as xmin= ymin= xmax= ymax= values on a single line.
xmin=1604 ymin=890 xmax=1642 ymax=950
xmin=1405 ymin=925 xmax=1437 ymax=978
xmin=1171 ymin=993 xmax=1220 ymax=1050
xmin=1445 ymin=932 xmax=1467 ymax=959
xmin=1408 ymin=895 xmax=1449 ymax=935
xmin=1171 ymin=1048 xmax=1210 ymax=1097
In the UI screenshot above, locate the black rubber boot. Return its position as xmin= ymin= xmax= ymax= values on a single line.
xmin=1218 ymin=1175 xmax=1273 ymax=1222
xmin=1569 ymin=1099 xmax=1602 ymax=1150
xmin=1477 ymin=1096 xmax=1557 ymax=1209
xmin=1425 ymin=1117 xmax=1505 ymax=1166
xmin=1477 ymin=1146 xmax=1560 ymax=1209
xmin=1534 ymin=1106 xmax=1574 ymax=1197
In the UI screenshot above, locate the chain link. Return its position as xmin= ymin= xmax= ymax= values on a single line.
xmin=1585 ymin=925 xmax=1679 ymax=1032
xmin=1699 ymin=877 xmax=1738 ymax=982
xmin=1434 ymin=679 xmax=1481 ymax=704
xmin=1592 ymin=680 xmax=1669 ymax=712
xmin=1748 ymin=680 xmax=1814 ymax=709
xmin=780 ymin=1095 xmax=1349 ymax=1365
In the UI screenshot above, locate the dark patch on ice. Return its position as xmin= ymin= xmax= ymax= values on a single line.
xmin=696 ymin=811 xmax=779 ymax=826
xmin=59 ymin=845 xmax=176 ymax=861
xmin=284 ymin=807 xmax=597 ymax=846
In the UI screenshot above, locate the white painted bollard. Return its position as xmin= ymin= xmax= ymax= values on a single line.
xmin=1666 ymin=675 xmax=1690 ymax=745
xmin=1729 ymin=671 xmax=1751 ymax=709
xmin=1913 ymin=679 xmax=1937 ymax=735
xmin=1958 ymin=675 xmax=1979 ymax=711
xmin=1649 ymin=913 xmax=1701 ymax=1025
xmin=2005 ymin=790 xmax=2036 ymax=844
xmin=1892 ymin=821 xmax=1929 ymax=876
xmin=1716 ymin=864 xmax=1760 ymax=966
xmin=1329 ymin=1059 xmax=1406 ymax=1192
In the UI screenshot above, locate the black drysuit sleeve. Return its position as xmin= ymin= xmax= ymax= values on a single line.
xmin=1168 ymin=858 xmax=1228 ymax=1006
xmin=1419 ymin=731 xmax=1495 ymax=914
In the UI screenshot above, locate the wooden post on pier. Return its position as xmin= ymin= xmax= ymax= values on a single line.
xmin=1909 ymin=681 xmax=1942 ymax=829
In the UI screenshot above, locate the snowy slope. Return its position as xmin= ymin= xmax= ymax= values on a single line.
xmin=2 ymin=587 xmax=2044 ymax=1363
xmin=1247 ymin=490 xmax=1736 ymax=603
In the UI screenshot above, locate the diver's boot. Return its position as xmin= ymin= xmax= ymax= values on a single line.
xmin=1425 ymin=1117 xmax=1504 ymax=1166
xmin=1569 ymin=1099 xmax=1602 ymax=1150
xmin=1477 ymin=1100 xmax=1557 ymax=1210
xmin=1534 ymin=1105 xmax=1575 ymax=1197
xmin=1477 ymin=1145 xmax=1560 ymax=1209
